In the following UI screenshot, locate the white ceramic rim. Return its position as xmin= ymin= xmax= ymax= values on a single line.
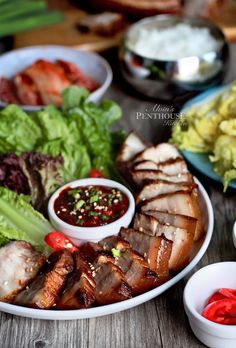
xmin=48 ymin=178 xmax=135 ymax=239
xmin=0 ymin=45 xmax=113 ymax=111
xmin=232 ymin=221 xmax=236 ymax=248
xmin=0 ymin=177 xmax=214 ymax=320
xmin=184 ymin=262 xmax=236 ymax=333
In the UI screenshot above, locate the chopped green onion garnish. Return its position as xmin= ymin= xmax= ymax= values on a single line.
xmin=88 ymin=211 xmax=97 ymax=217
xmin=111 ymin=248 xmax=121 ymax=258
xmin=74 ymin=200 xmax=85 ymax=210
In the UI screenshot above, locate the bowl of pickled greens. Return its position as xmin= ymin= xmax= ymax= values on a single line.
xmin=171 ymin=82 xmax=236 ymax=191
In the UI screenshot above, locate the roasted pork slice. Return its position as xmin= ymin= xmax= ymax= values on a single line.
xmin=145 ymin=210 xmax=197 ymax=239
xmin=99 ymin=235 xmax=131 ymax=251
xmin=22 ymin=59 xmax=70 ymax=105
xmin=80 ymin=242 xmax=103 ymax=263
xmin=133 ymin=213 xmax=194 ymax=271
xmin=14 ymin=249 xmax=73 ymax=309
xmin=99 ymin=235 xmax=158 ymax=294
xmin=133 ymin=160 xmax=158 ymax=171
xmin=141 ymin=191 xmax=204 ymax=241
xmin=119 ymin=228 xmax=172 ymax=282
xmin=56 ymin=253 xmax=96 ymax=309
xmin=93 ymin=254 xmax=132 ymax=305
xmin=136 ymin=180 xmax=197 ymax=204
xmin=131 ymin=169 xmax=193 ymax=186
xmin=156 ymin=158 xmax=189 ymax=176
xmin=116 ymin=131 xmax=148 ymax=164
xmin=0 ymin=241 xmax=45 ymax=303
xmin=132 ymin=143 xmax=181 ymax=164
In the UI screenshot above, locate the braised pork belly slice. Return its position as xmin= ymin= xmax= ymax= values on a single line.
xmin=99 ymin=235 xmax=131 ymax=251
xmin=0 ymin=241 xmax=45 ymax=303
xmin=136 ymin=180 xmax=197 ymax=204
xmin=156 ymin=158 xmax=189 ymax=176
xmin=56 ymin=253 xmax=95 ymax=309
xmin=80 ymin=242 xmax=103 ymax=263
xmin=132 ymin=143 xmax=181 ymax=164
xmin=119 ymin=228 xmax=172 ymax=282
xmin=141 ymin=191 xmax=204 ymax=241
xmin=133 ymin=213 xmax=194 ymax=271
xmin=131 ymin=169 xmax=193 ymax=187
xmin=99 ymin=236 xmax=158 ymax=294
xmin=145 ymin=211 xmax=197 ymax=240
xmin=93 ymin=254 xmax=132 ymax=305
xmin=14 ymin=249 xmax=73 ymax=309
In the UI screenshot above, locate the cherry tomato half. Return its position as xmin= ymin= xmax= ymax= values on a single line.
xmin=89 ymin=169 xmax=104 ymax=178
xmin=44 ymin=231 xmax=78 ymax=253
xmin=202 ymin=298 xmax=236 ymax=325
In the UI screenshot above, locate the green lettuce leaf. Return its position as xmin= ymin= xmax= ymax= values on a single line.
xmin=0 ymin=187 xmax=53 ymax=251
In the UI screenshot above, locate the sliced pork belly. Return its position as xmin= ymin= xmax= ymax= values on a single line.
xmin=119 ymin=228 xmax=172 ymax=282
xmin=131 ymin=169 xmax=193 ymax=186
xmin=145 ymin=211 xmax=197 ymax=239
xmin=132 ymin=143 xmax=181 ymax=164
xmin=141 ymin=191 xmax=204 ymax=241
xmin=99 ymin=235 xmax=131 ymax=252
xmin=56 ymin=253 xmax=95 ymax=309
xmin=80 ymin=242 xmax=103 ymax=263
xmin=117 ymin=131 xmax=148 ymax=164
xmin=156 ymin=158 xmax=189 ymax=176
xmin=133 ymin=160 xmax=158 ymax=171
xmin=99 ymin=236 xmax=158 ymax=294
xmin=93 ymin=253 xmax=132 ymax=305
xmin=0 ymin=241 xmax=45 ymax=303
xmin=136 ymin=180 xmax=197 ymax=204
xmin=15 ymin=249 xmax=73 ymax=309
xmin=133 ymin=213 xmax=194 ymax=271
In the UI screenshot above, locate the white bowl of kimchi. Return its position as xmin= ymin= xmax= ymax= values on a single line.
xmin=0 ymin=45 xmax=112 ymax=111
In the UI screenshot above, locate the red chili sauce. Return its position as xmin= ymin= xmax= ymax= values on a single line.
xmin=54 ymin=185 xmax=129 ymax=227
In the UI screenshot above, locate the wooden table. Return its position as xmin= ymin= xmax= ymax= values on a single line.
xmin=1 ymin=43 xmax=236 ymax=348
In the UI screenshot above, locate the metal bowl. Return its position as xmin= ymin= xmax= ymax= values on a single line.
xmin=119 ymin=15 xmax=229 ymax=100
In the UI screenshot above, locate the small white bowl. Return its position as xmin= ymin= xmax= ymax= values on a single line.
xmin=48 ymin=178 xmax=135 ymax=245
xmin=184 ymin=262 xmax=236 ymax=348
xmin=0 ymin=45 xmax=113 ymax=110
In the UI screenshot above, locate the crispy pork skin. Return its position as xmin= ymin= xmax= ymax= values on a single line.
xmin=119 ymin=228 xmax=172 ymax=282
xmin=93 ymin=254 xmax=132 ymax=305
xmin=0 ymin=241 xmax=45 ymax=303
xmin=141 ymin=191 xmax=204 ymax=241
xmin=99 ymin=236 xmax=158 ymax=294
xmin=131 ymin=169 xmax=193 ymax=186
xmin=56 ymin=253 xmax=96 ymax=309
xmin=14 ymin=249 xmax=73 ymax=309
xmin=132 ymin=143 xmax=181 ymax=164
xmin=136 ymin=180 xmax=197 ymax=204
xmin=133 ymin=213 xmax=194 ymax=271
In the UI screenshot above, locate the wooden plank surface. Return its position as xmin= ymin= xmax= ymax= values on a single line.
xmin=0 ymin=45 xmax=236 ymax=348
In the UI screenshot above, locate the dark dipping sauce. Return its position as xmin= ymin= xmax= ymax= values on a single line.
xmin=54 ymin=185 xmax=129 ymax=227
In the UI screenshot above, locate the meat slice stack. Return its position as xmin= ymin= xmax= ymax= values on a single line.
xmin=15 ymin=249 xmax=74 ymax=309
xmin=117 ymin=133 xmax=205 ymax=273
xmin=99 ymin=236 xmax=158 ymax=294
xmin=56 ymin=253 xmax=96 ymax=309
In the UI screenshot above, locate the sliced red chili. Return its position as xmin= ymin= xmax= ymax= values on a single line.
xmin=202 ymin=298 xmax=236 ymax=325
xmin=44 ymin=231 xmax=78 ymax=253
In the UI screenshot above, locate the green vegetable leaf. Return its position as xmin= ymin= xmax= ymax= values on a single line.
xmin=0 ymin=187 xmax=53 ymax=252
xmin=62 ymin=86 xmax=89 ymax=110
